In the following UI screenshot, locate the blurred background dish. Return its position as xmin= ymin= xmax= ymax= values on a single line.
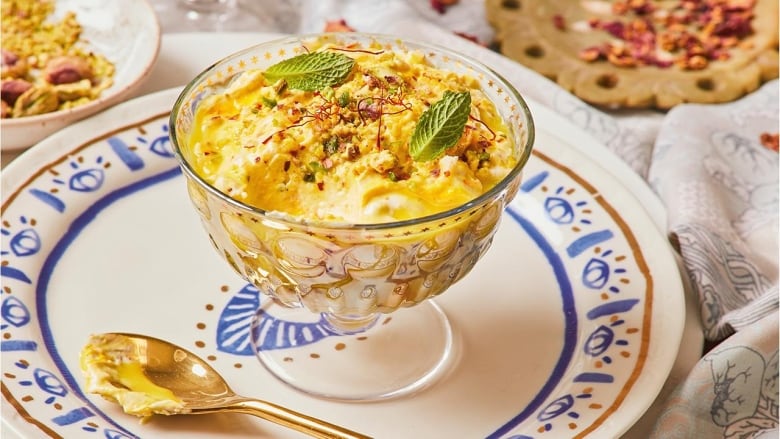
xmin=151 ymin=0 xmax=301 ymax=33
xmin=0 ymin=0 xmax=161 ymax=151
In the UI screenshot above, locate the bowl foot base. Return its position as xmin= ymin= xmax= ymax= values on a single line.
xmin=250 ymin=300 xmax=455 ymax=402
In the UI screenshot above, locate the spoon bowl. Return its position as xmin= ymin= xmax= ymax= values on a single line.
xmin=82 ymin=333 xmax=370 ymax=439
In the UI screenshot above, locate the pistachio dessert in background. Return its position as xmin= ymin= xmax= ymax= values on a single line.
xmin=184 ymin=39 xmax=517 ymax=224
xmin=1 ymin=0 xmax=115 ymax=118
xmin=486 ymin=0 xmax=779 ymax=109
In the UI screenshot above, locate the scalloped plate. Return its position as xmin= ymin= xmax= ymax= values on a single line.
xmin=1 ymin=87 xmax=684 ymax=438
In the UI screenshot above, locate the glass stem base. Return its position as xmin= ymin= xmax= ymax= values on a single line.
xmin=250 ymin=300 xmax=455 ymax=401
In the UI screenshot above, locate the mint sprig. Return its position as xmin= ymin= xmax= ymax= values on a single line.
xmin=409 ymin=91 xmax=471 ymax=162
xmin=263 ymin=51 xmax=355 ymax=91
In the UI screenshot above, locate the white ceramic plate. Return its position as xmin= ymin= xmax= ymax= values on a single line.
xmin=0 ymin=0 xmax=161 ymax=151
xmin=1 ymin=87 xmax=685 ymax=438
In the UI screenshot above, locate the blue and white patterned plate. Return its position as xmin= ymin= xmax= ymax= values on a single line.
xmin=1 ymin=88 xmax=685 ymax=438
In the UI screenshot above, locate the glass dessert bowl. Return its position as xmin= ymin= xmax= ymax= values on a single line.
xmin=170 ymin=33 xmax=534 ymax=401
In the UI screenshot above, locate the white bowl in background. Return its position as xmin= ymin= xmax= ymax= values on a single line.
xmin=1 ymin=0 xmax=161 ymax=151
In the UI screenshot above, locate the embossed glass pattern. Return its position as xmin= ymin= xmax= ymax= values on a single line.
xmin=170 ymin=33 xmax=534 ymax=400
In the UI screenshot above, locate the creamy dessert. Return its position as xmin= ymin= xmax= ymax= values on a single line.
xmin=80 ymin=333 xmax=187 ymax=419
xmin=183 ymin=40 xmax=517 ymax=224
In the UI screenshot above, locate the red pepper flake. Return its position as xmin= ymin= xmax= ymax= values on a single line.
xmin=552 ymin=14 xmax=566 ymax=31
xmin=317 ymin=181 xmax=325 ymax=191
xmin=760 ymin=132 xmax=779 ymax=152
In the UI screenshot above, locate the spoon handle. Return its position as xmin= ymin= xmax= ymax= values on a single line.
xmin=213 ymin=398 xmax=372 ymax=439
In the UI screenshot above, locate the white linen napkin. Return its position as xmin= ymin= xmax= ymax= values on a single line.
xmin=647 ymin=80 xmax=778 ymax=438
xmin=649 ymin=81 xmax=779 ymax=342
xmin=651 ymin=312 xmax=778 ymax=438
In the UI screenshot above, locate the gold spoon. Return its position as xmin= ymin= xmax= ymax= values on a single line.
xmin=86 ymin=332 xmax=371 ymax=439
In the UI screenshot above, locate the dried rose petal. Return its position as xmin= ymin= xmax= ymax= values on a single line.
xmin=430 ymin=0 xmax=459 ymax=14
xmin=552 ymin=14 xmax=566 ymax=30
xmin=685 ymin=54 xmax=709 ymax=69
xmin=600 ymin=21 xmax=626 ymax=38
xmin=323 ymin=19 xmax=355 ymax=33
xmin=630 ymin=0 xmax=655 ymax=15
xmin=760 ymin=133 xmax=779 ymax=152
xmin=567 ymin=0 xmax=758 ymax=70
xmin=712 ymin=15 xmax=753 ymax=37
xmin=579 ymin=46 xmax=604 ymax=62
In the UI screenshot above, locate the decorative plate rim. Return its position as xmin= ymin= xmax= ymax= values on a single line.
xmin=1 ymin=87 xmax=685 ymax=439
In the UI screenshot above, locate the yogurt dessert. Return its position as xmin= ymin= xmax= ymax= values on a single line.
xmin=170 ymin=34 xmax=533 ymax=317
xmin=80 ymin=333 xmax=186 ymax=419
xmin=170 ymin=35 xmax=533 ymax=399
xmin=182 ymin=38 xmax=517 ymax=224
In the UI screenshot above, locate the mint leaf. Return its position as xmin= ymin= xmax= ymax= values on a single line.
xmin=409 ymin=91 xmax=471 ymax=162
xmin=263 ymin=51 xmax=355 ymax=91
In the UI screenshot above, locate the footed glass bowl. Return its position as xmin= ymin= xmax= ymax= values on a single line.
xmin=170 ymin=33 xmax=534 ymax=401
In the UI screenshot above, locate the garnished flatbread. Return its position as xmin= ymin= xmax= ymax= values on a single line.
xmin=487 ymin=0 xmax=778 ymax=109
